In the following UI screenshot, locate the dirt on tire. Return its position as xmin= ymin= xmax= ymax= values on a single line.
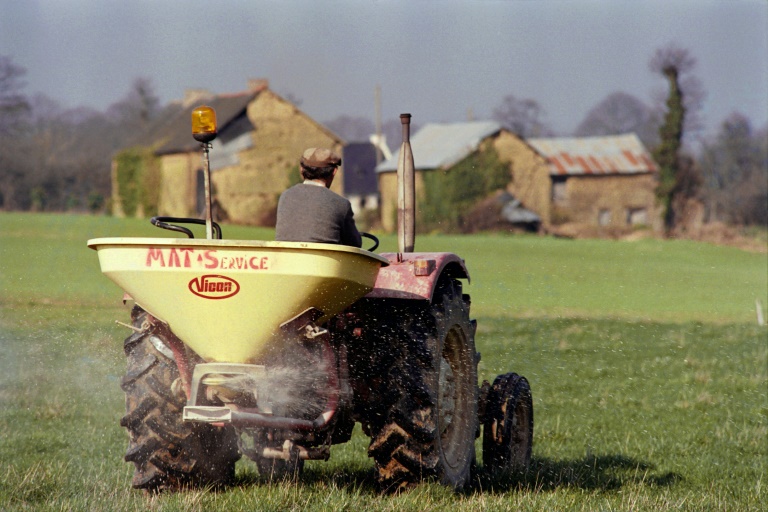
xmin=120 ymin=306 xmax=240 ymax=492
xmin=360 ymin=279 xmax=479 ymax=492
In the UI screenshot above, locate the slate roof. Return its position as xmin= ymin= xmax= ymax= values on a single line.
xmin=527 ymin=133 xmax=657 ymax=176
xmin=376 ymin=121 xmax=502 ymax=173
xmin=207 ymin=111 xmax=256 ymax=171
xmin=154 ymin=91 xmax=258 ymax=155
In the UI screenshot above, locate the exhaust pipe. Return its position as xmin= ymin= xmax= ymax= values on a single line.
xmin=397 ymin=113 xmax=415 ymax=254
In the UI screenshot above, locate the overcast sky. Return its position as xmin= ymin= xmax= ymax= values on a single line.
xmin=1 ymin=0 xmax=766 ymax=139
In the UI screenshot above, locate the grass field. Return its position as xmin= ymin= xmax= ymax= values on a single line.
xmin=1 ymin=212 xmax=766 ymax=511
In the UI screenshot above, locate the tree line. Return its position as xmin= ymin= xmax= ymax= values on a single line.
xmin=0 ymin=46 xmax=765 ymax=229
xmin=0 ymin=55 xmax=164 ymax=213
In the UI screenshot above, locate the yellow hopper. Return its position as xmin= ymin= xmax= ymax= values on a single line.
xmin=88 ymin=238 xmax=389 ymax=363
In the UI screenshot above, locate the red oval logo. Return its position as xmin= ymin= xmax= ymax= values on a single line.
xmin=188 ymin=274 xmax=240 ymax=299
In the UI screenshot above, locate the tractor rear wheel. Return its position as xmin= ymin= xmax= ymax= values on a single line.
xmin=367 ymin=279 xmax=478 ymax=491
xmin=482 ymin=373 xmax=533 ymax=475
xmin=120 ymin=306 xmax=240 ymax=491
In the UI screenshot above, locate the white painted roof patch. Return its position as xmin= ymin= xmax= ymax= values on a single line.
xmin=376 ymin=121 xmax=502 ymax=172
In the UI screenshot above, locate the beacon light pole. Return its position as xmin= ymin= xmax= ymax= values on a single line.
xmin=191 ymin=105 xmax=217 ymax=240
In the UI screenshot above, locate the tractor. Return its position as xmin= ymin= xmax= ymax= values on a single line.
xmin=88 ymin=110 xmax=533 ymax=492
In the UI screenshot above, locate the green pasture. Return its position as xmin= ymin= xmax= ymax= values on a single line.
xmin=0 ymin=212 xmax=766 ymax=511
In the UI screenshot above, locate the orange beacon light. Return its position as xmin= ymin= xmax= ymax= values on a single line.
xmin=192 ymin=105 xmax=217 ymax=143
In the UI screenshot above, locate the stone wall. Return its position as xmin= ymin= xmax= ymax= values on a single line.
xmin=561 ymin=173 xmax=658 ymax=228
xmin=492 ymin=132 xmax=552 ymax=225
xmin=159 ymin=153 xmax=197 ymax=217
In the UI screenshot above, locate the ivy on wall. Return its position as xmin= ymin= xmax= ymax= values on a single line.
xmin=419 ymin=144 xmax=509 ymax=232
xmin=287 ymin=164 xmax=302 ymax=188
xmin=113 ymin=147 xmax=160 ymax=217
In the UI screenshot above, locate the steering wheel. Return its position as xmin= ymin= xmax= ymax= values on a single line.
xmin=361 ymin=232 xmax=379 ymax=252
xmin=151 ymin=216 xmax=222 ymax=239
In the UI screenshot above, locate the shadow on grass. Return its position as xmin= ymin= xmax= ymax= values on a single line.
xmin=469 ymin=453 xmax=684 ymax=495
xmin=231 ymin=453 xmax=683 ymax=496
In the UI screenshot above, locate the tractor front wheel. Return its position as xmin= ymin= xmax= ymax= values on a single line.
xmin=120 ymin=306 xmax=240 ymax=491
xmin=482 ymin=372 xmax=533 ymax=475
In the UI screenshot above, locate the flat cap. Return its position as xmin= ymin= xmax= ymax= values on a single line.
xmin=300 ymin=148 xmax=342 ymax=168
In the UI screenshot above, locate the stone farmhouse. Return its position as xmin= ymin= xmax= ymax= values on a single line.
xmin=112 ymin=80 xmax=343 ymax=226
xmin=376 ymin=121 xmax=659 ymax=233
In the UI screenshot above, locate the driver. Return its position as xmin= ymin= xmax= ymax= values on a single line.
xmin=275 ymin=148 xmax=362 ymax=248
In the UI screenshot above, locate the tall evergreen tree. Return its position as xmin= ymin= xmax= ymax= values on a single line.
xmin=650 ymin=44 xmax=697 ymax=230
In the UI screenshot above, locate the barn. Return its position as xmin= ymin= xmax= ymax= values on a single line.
xmin=526 ymin=134 xmax=660 ymax=231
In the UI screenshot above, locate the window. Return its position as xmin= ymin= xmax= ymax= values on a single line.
xmin=551 ymin=176 xmax=568 ymax=205
xmin=598 ymin=209 xmax=611 ymax=226
xmin=626 ymin=208 xmax=648 ymax=226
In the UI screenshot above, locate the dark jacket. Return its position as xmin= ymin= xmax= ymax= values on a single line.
xmin=275 ymin=183 xmax=362 ymax=247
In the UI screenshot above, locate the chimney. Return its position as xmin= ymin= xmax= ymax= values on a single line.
xmin=248 ymin=78 xmax=269 ymax=92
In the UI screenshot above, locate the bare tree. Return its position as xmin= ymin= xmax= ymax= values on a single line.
xmin=0 ymin=139 xmax=30 ymax=209
xmin=11 ymin=95 xmax=101 ymax=211
xmin=492 ymin=95 xmax=551 ymax=138
xmin=0 ymin=55 xmax=30 ymax=136
xmin=0 ymin=56 xmax=32 ymax=208
xmin=699 ymin=113 xmax=767 ymax=226
xmin=106 ymin=77 xmax=161 ymax=132
xmin=1 ymin=72 xmax=171 ymax=212
xmin=574 ymin=91 xmax=660 ymax=148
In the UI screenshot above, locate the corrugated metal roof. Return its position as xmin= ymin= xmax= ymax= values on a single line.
xmin=527 ymin=133 xmax=657 ymax=176
xmin=376 ymin=121 xmax=502 ymax=173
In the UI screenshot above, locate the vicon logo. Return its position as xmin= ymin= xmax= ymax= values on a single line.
xmin=188 ymin=275 xmax=240 ymax=299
